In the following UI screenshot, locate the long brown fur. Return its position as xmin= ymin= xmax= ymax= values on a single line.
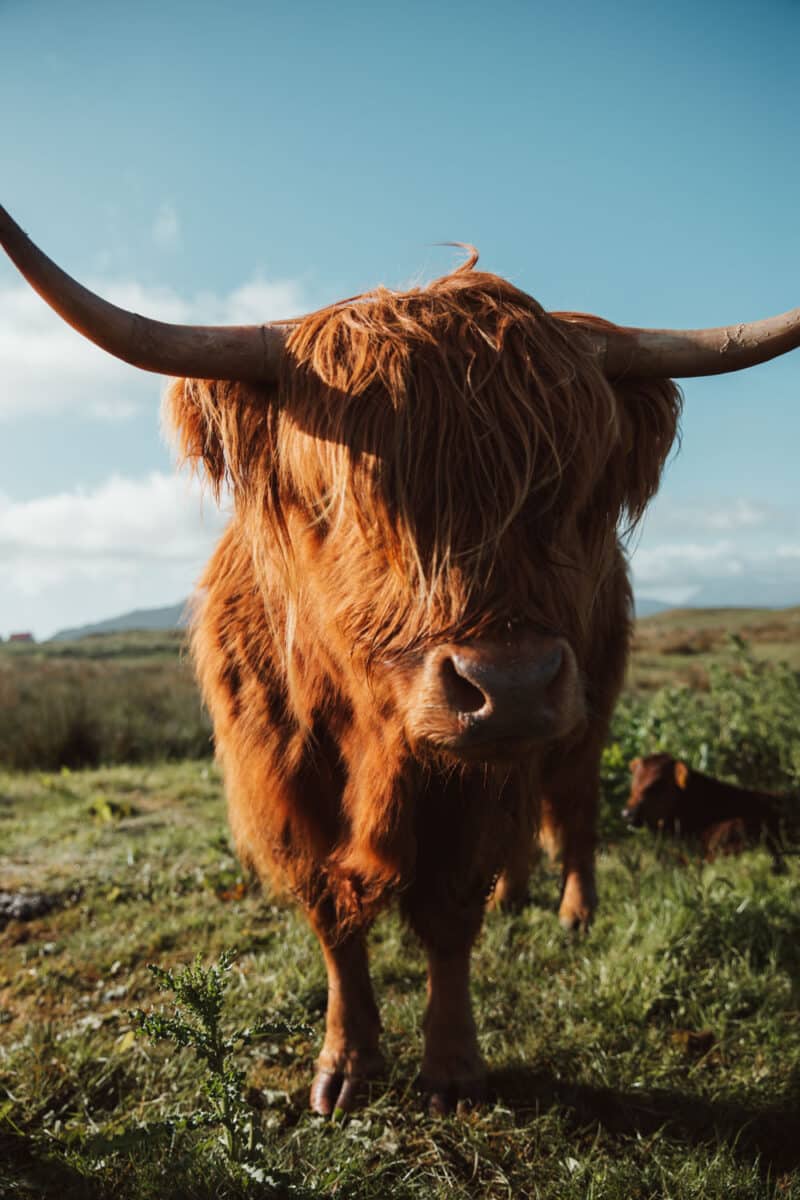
xmin=165 ymin=259 xmax=681 ymax=934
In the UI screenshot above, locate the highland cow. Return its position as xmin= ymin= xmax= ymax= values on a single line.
xmin=2 ymin=204 xmax=798 ymax=1115
xmin=625 ymin=753 xmax=791 ymax=870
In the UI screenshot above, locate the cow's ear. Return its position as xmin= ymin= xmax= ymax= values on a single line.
xmin=674 ymin=761 xmax=690 ymax=789
xmin=612 ymin=378 xmax=682 ymax=525
xmin=629 ymin=757 xmax=642 ymax=773
xmin=163 ymin=377 xmax=228 ymax=491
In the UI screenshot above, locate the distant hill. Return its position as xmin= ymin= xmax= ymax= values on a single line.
xmin=52 ymin=602 xmax=188 ymax=642
xmin=633 ymin=597 xmax=674 ymax=618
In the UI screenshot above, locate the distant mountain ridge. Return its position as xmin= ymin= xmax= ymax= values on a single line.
xmin=634 ymin=597 xmax=673 ymax=618
xmin=52 ymin=602 xmax=188 ymax=642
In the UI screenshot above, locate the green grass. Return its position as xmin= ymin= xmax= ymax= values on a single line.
xmin=2 ymin=762 xmax=799 ymax=1199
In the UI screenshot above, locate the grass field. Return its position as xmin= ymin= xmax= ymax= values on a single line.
xmin=1 ymin=609 xmax=799 ymax=1198
xmin=628 ymin=605 xmax=800 ymax=692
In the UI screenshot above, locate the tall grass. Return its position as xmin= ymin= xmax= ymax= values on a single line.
xmin=0 ymin=650 xmax=211 ymax=769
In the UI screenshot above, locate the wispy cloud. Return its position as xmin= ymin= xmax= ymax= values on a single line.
xmin=628 ymin=490 xmax=800 ymax=605
xmin=630 ymin=537 xmax=800 ymax=607
xmin=0 ymin=472 xmax=229 ymax=597
xmin=0 ymin=272 xmax=310 ymax=422
xmin=631 ymin=539 xmax=744 ymax=587
xmin=639 ymin=497 xmax=773 ymax=536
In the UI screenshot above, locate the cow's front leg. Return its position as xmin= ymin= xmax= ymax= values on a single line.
xmin=417 ymin=943 xmax=486 ymax=1115
xmin=308 ymin=906 xmax=384 ymax=1115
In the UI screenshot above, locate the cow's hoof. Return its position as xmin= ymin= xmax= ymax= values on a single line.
xmin=310 ymin=1068 xmax=379 ymax=1116
xmin=489 ymin=870 xmax=530 ymax=913
xmin=558 ymin=873 xmax=596 ymax=933
xmin=490 ymin=884 xmax=530 ymax=914
xmin=418 ymin=1074 xmax=487 ymax=1117
xmin=558 ymin=907 xmax=592 ymax=933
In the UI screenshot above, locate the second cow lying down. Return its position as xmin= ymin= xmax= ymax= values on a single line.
xmin=624 ymin=753 xmax=794 ymax=870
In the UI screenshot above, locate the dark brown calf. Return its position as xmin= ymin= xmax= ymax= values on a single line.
xmin=624 ymin=753 xmax=790 ymax=870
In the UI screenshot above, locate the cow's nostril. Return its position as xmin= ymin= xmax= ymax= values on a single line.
xmin=440 ymin=656 xmax=487 ymax=715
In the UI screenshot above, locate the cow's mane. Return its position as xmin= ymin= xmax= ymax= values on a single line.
xmin=166 ymin=259 xmax=680 ymax=665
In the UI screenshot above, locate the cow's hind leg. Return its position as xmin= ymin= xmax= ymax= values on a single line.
xmin=490 ymin=796 xmax=538 ymax=911
xmin=541 ymin=739 xmax=602 ymax=932
xmin=308 ymin=902 xmax=384 ymax=1115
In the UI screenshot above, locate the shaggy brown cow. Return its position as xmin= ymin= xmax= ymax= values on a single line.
xmin=2 ymin=205 xmax=799 ymax=1115
xmin=625 ymin=753 xmax=791 ymax=870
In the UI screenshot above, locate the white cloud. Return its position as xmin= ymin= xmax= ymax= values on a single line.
xmin=630 ymin=535 xmax=800 ymax=608
xmin=625 ymin=490 xmax=800 ymax=606
xmin=631 ymin=539 xmax=743 ymax=587
xmin=638 ymin=496 xmax=772 ymax=536
xmin=0 ymin=472 xmax=229 ymax=616
xmin=695 ymin=499 xmax=768 ymax=532
xmin=0 ymin=272 xmax=310 ymax=423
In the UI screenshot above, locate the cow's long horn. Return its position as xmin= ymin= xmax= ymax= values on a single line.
xmin=0 ymin=205 xmax=286 ymax=381
xmin=557 ymin=308 xmax=800 ymax=379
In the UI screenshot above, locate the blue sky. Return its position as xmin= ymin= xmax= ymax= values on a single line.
xmin=1 ymin=0 xmax=799 ymax=636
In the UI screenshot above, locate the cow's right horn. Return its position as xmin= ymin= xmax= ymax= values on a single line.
xmin=558 ymin=306 xmax=800 ymax=380
xmin=0 ymin=205 xmax=287 ymax=382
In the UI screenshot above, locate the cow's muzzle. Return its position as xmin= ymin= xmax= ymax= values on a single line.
xmin=412 ymin=634 xmax=584 ymax=758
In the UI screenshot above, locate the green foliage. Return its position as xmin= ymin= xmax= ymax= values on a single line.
xmin=131 ymin=950 xmax=310 ymax=1176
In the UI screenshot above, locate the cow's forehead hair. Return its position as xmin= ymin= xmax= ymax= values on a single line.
xmin=280 ymin=265 xmax=619 ymax=536
xmin=165 ymin=261 xmax=681 ymax=659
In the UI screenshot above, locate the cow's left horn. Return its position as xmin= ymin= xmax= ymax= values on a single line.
xmin=0 ymin=205 xmax=287 ymax=381
xmin=559 ymin=307 xmax=800 ymax=379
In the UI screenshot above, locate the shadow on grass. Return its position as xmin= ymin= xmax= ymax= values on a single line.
xmin=0 ymin=1128 xmax=256 ymax=1200
xmin=0 ymin=1130 xmax=110 ymax=1200
xmin=491 ymin=1063 xmax=800 ymax=1172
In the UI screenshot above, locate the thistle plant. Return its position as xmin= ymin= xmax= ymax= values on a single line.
xmin=131 ymin=949 xmax=308 ymax=1166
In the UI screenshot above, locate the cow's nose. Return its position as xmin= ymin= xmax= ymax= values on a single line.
xmin=441 ymin=644 xmax=564 ymax=742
